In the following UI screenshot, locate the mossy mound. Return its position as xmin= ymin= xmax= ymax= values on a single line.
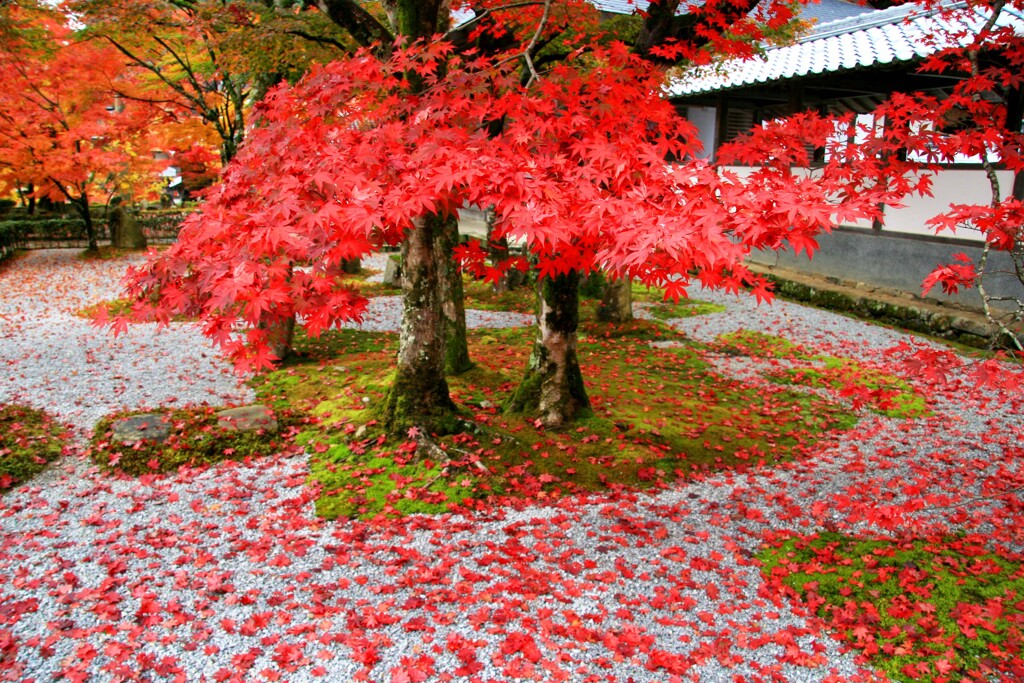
xmin=760 ymin=532 xmax=1024 ymax=682
xmin=0 ymin=404 xmax=66 ymax=490
xmin=90 ymin=406 xmax=295 ymax=475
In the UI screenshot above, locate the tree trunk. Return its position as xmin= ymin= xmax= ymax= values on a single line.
xmin=437 ymin=213 xmax=472 ymax=374
xmin=264 ymin=264 xmax=297 ymax=362
xmin=597 ymin=277 xmax=633 ymax=323
xmin=377 ymin=213 xmax=457 ymax=433
xmin=19 ymin=183 xmax=35 ymax=215
xmin=77 ymin=194 xmax=98 ymax=252
xmin=341 ymin=258 xmax=361 ymax=274
xmin=485 ymin=206 xmax=525 ymax=293
xmin=507 ymin=271 xmax=591 ymax=427
xmin=267 ymin=314 xmax=296 ymax=362
xmin=486 ymin=206 xmax=510 ymax=294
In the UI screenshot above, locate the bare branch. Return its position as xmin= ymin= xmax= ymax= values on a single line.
xmin=522 ymin=0 xmax=552 ymax=88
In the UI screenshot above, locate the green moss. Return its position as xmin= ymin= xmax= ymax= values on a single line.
xmin=771 ymin=358 xmax=928 ymax=418
xmin=308 ymin=436 xmax=482 ymax=520
xmin=77 ymin=245 xmax=153 ymax=261
xmin=716 ymin=330 xmax=928 ymax=418
xmin=759 ymin=533 xmax=1024 ymax=682
xmin=716 ymin=329 xmax=809 ymax=359
xmin=0 ymin=405 xmax=66 ymax=490
xmin=644 ymin=300 xmax=727 ymax=320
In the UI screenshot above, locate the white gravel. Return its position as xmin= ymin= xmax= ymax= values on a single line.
xmin=0 ymin=250 xmax=1020 ymax=682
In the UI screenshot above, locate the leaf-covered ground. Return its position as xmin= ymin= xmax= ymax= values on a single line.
xmin=1 ymin=249 xmax=1023 ymax=682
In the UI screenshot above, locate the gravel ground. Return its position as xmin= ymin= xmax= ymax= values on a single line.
xmin=0 ymin=250 xmax=1021 ymax=682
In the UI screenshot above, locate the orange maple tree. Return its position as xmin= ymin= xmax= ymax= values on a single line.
xmin=0 ymin=5 xmax=158 ymax=250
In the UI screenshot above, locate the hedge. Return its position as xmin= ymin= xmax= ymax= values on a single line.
xmin=0 ymin=210 xmax=190 ymax=246
xmin=0 ymin=222 xmax=18 ymax=262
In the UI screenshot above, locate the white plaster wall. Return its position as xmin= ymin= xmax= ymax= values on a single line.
xmin=880 ymin=168 xmax=1015 ymax=240
xmin=719 ymin=165 xmax=875 ymax=230
xmin=718 ymin=166 xmax=1013 ymax=239
xmin=685 ymin=106 xmax=717 ymax=160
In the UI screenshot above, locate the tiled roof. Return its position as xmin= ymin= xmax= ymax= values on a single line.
xmin=591 ymin=0 xmax=875 ymax=26
xmin=668 ymin=1 xmax=1024 ymax=97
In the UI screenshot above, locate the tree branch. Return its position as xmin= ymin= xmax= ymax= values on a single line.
xmin=442 ymin=1 xmax=542 ymax=41
xmin=635 ymin=0 xmax=762 ymax=63
xmin=308 ymin=0 xmax=394 ymax=53
xmin=283 ymin=28 xmax=348 ymax=51
xmin=521 ymin=0 xmax=553 ymax=87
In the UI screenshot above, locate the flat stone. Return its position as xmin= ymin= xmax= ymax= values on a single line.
xmin=951 ymin=316 xmax=992 ymax=338
xmin=216 ymin=405 xmax=278 ymax=433
xmin=111 ymin=413 xmax=171 ymax=444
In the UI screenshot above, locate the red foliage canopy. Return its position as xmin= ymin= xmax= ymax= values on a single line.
xmin=115 ymin=39 xmax=919 ymax=370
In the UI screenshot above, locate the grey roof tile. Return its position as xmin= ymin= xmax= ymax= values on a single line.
xmin=591 ymin=0 xmax=874 ymax=24
xmin=669 ymin=0 xmax=1024 ymax=97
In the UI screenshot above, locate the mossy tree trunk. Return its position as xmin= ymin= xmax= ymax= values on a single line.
xmin=485 ymin=206 xmax=524 ymax=294
xmin=597 ymin=277 xmax=633 ymax=323
xmin=264 ymin=263 xmax=296 ymax=362
xmin=507 ymin=271 xmax=591 ymax=427
xmin=374 ymin=0 xmax=463 ymax=433
xmin=378 ymin=213 xmax=457 ymax=433
xmin=437 ymin=213 xmax=472 ymax=374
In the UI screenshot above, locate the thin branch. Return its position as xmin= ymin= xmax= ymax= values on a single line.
xmin=107 ymin=87 xmax=182 ymax=108
xmin=103 ymin=36 xmax=196 ymax=105
xmin=965 ymin=0 xmax=1022 ymax=350
xmin=522 ymin=0 xmax=553 ymax=88
xmin=152 ymin=34 xmax=208 ymax=96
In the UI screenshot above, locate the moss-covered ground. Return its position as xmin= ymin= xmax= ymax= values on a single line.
xmin=715 ymin=329 xmax=929 ymax=418
xmin=0 ymin=404 xmax=66 ymax=491
xmin=759 ymin=532 xmax=1024 ymax=682
xmin=248 ymin=278 xmax=875 ymax=521
xmin=77 ymin=246 xmax=148 ymax=261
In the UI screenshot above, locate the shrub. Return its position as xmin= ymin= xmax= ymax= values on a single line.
xmin=136 ymin=211 xmax=189 ymax=239
xmin=0 ymin=222 xmax=20 ymax=261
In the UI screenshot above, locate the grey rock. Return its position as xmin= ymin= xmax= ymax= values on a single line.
xmin=111 ymin=412 xmax=170 ymax=444
xmin=382 ymin=256 xmax=402 ymax=287
xmin=216 ymin=404 xmax=277 ymax=432
xmin=951 ymin=315 xmax=992 ymax=337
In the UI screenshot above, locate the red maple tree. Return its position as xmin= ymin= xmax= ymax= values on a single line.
xmin=112 ymin=0 xmax=1024 ymax=430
